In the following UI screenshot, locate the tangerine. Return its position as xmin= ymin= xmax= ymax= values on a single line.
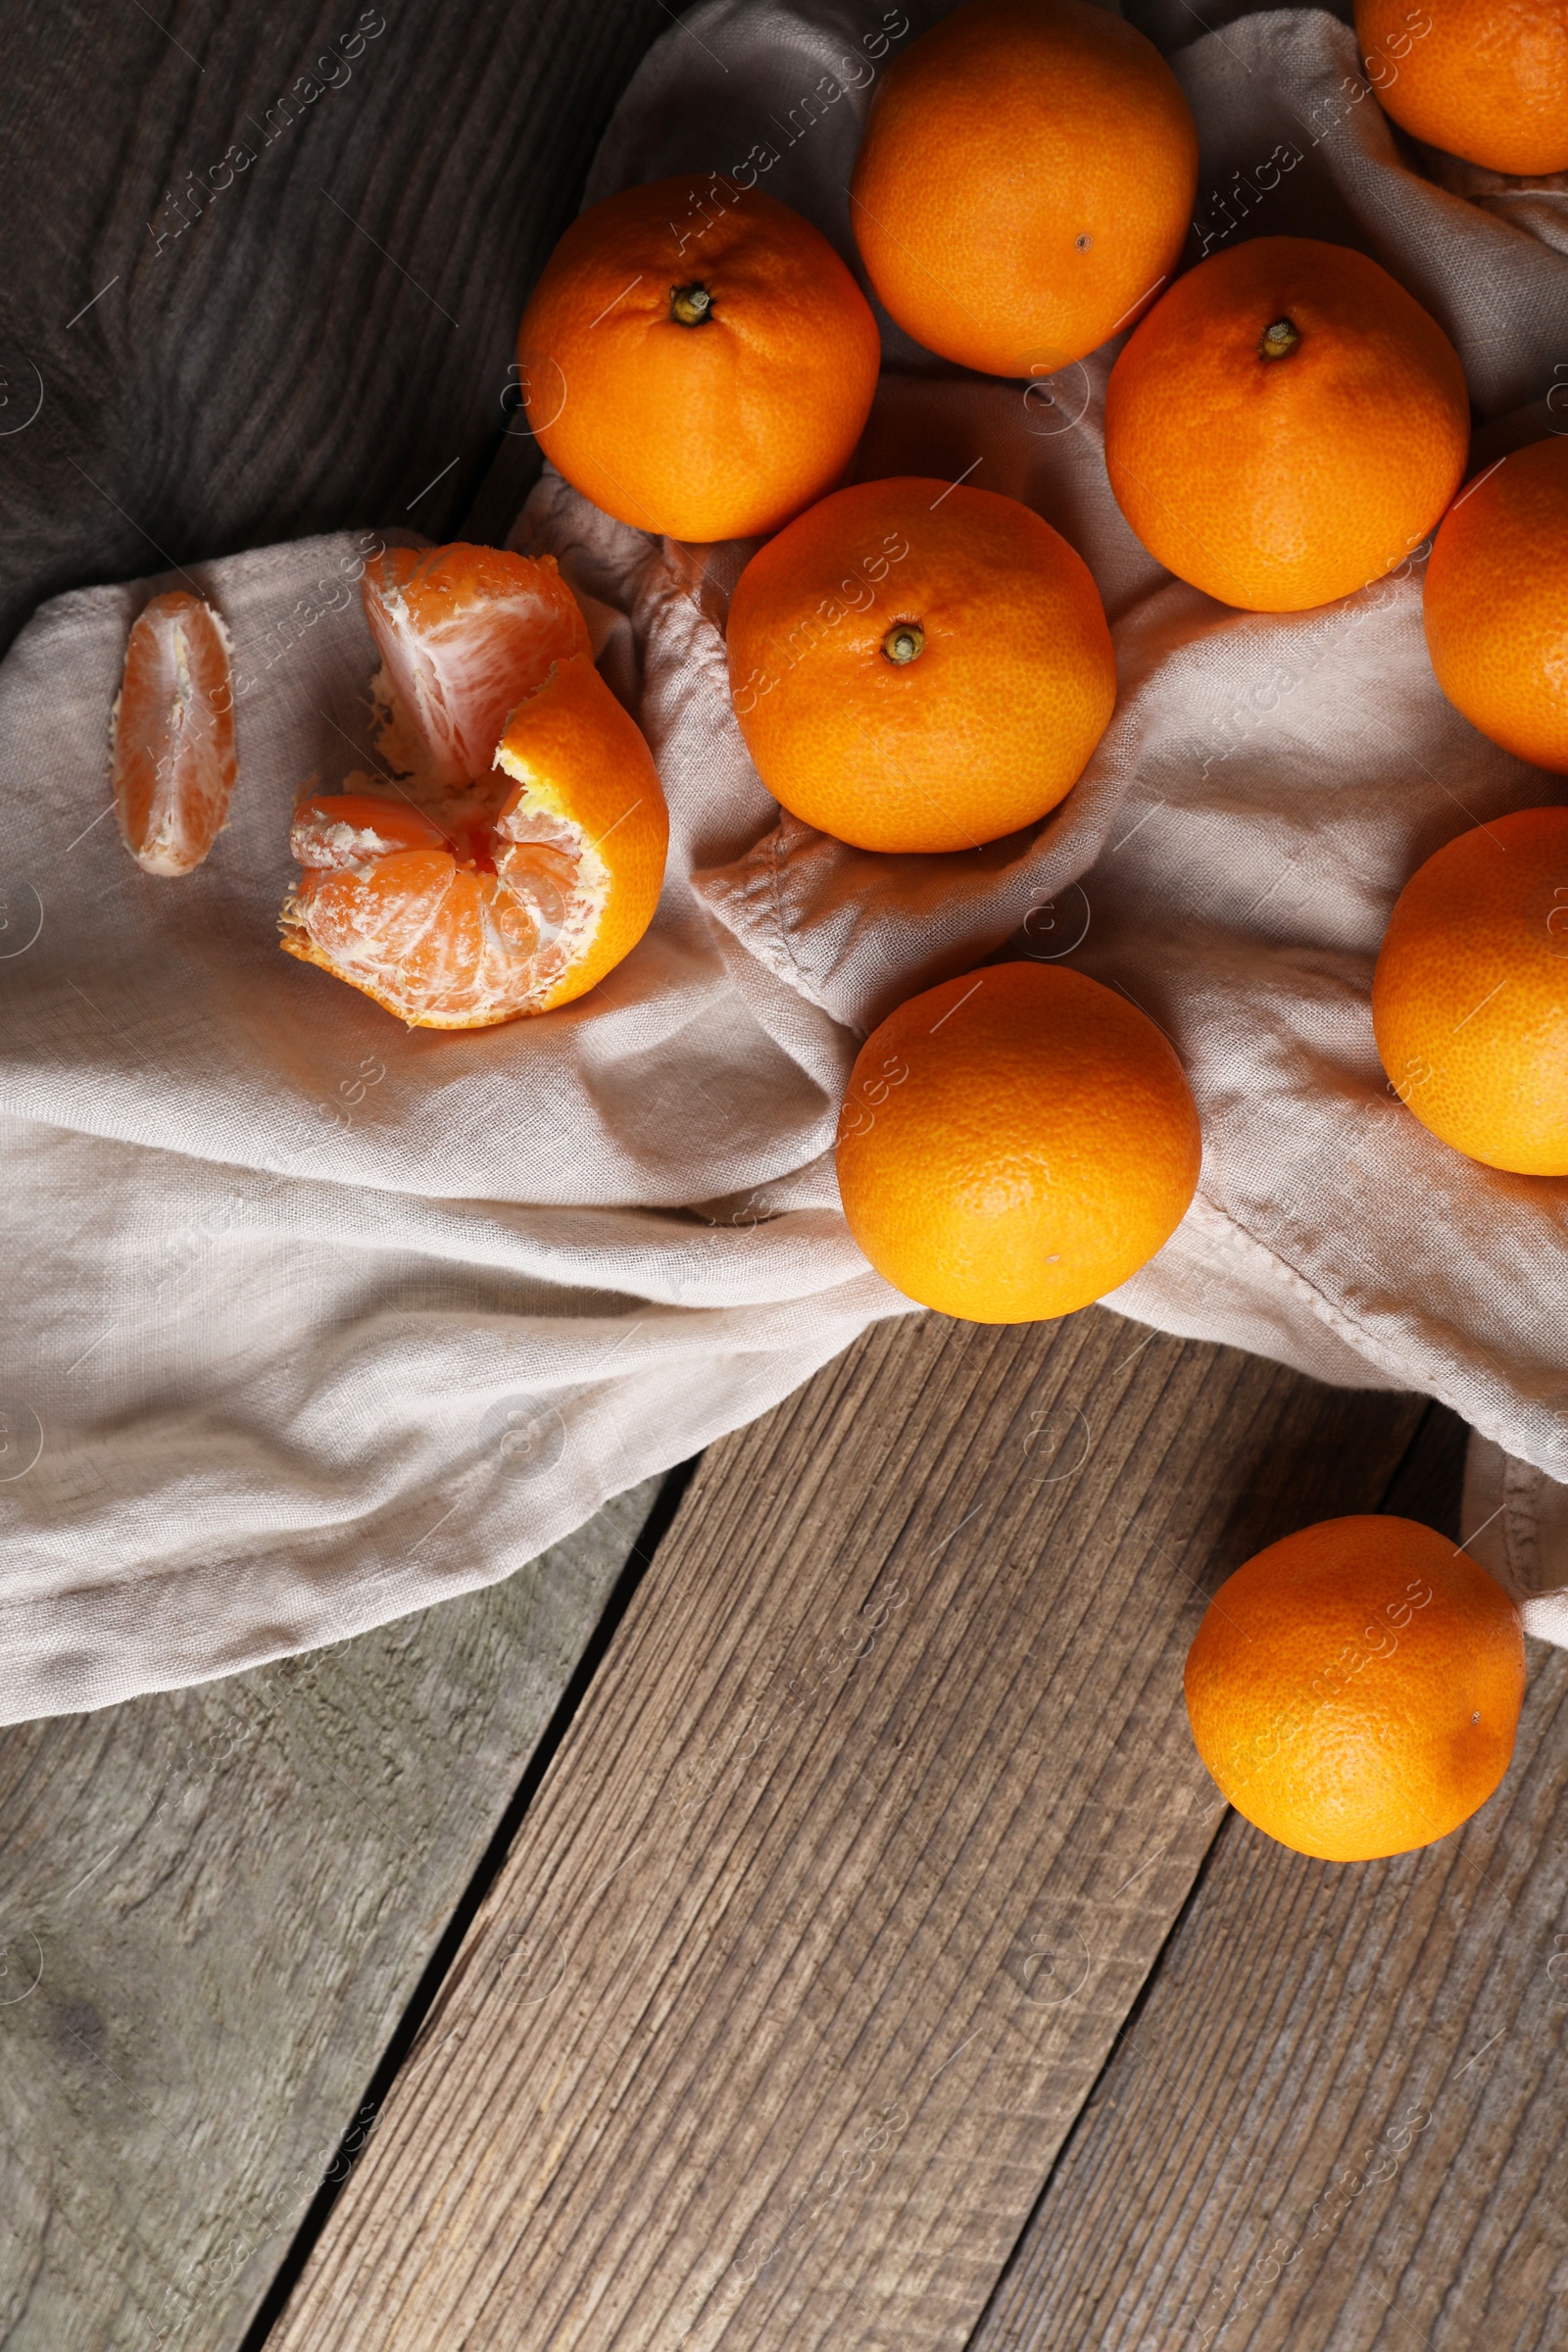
xmin=1103 ymin=236 xmax=1470 ymax=612
xmin=1371 ymin=804 xmax=1568 ymax=1174
xmin=362 ymin=542 xmax=592 ymax=790
xmin=835 ymin=961 xmax=1200 ymax=1322
xmin=280 ymin=656 xmax=668 ymax=1028
xmin=516 ymin=177 xmax=881 ymax=543
xmin=725 ymin=478 xmax=1116 ymax=854
xmin=1423 ymin=438 xmax=1568 ymax=774
xmin=1355 ymin=0 xmax=1568 ymax=175
xmin=1185 ymin=1514 xmax=1525 ymax=1861
xmin=111 ymin=590 xmax=236 ymax=875
xmin=848 ymin=0 xmax=1199 ymax=376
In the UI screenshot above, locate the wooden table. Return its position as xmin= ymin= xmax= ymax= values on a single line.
xmin=2 ymin=8 xmax=1564 ymax=2348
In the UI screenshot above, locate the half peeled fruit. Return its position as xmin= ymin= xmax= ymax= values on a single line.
xmin=281 ymin=542 xmax=668 ymax=1029
xmin=280 ymin=654 xmax=668 ymax=1029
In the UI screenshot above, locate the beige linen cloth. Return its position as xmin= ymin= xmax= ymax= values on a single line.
xmin=3 ymin=0 xmax=1568 ymax=1725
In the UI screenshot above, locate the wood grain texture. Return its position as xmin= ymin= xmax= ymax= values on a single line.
xmin=0 ymin=1483 xmax=657 ymax=2352
xmin=0 ymin=0 xmax=667 ymax=654
xmin=270 ymin=1306 xmax=1434 ymax=2352
xmin=969 ymin=1405 xmax=1568 ymax=2352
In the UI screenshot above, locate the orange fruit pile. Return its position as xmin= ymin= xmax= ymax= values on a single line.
xmin=1371 ymin=805 xmax=1568 ymax=1174
xmin=835 ymin=962 xmax=1200 ymax=1322
xmin=1423 ymin=437 xmax=1568 ymax=774
xmin=850 ymin=0 xmax=1198 ymax=375
xmin=94 ymin=0 xmax=1550 ymax=1854
xmin=1103 ymin=236 xmax=1470 ymax=612
xmin=1355 ymin=0 xmax=1568 ymax=174
xmin=279 ymin=544 xmax=667 ymax=1029
xmin=111 ymin=0 xmax=1552 ymax=1363
xmin=516 ymin=176 xmax=881 ymax=543
xmin=1185 ymin=1515 xmax=1525 ymax=1861
xmin=725 ymin=478 xmax=1116 ymax=854
xmin=111 ymin=590 xmax=236 ymax=876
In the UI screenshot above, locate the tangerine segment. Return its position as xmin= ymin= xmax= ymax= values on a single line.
xmin=362 ymin=542 xmax=592 ymax=789
xmin=1423 ymin=439 xmax=1568 ymax=775
xmin=1185 ymin=1515 xmax=1525 ymax=1862
xmin=1355 ymin=0 xmax=1568 ymax=175
xmin=849 ymin=0 xmax=1199 ymax=375
xmin=290 ymin=792 xmax=452 ymax=866
xmin=517 ymin=178 xmax=881 ymax=543
xmin=111 ymin=590 xmax=236 ymax=875
xmin=726 ymin=478 xmax=1116 ymax=854
xmin=835 ymin=962 xmax=1200 ymax=1322
xmin=279 ymin=659 xmax=667 ymax=1029
xmin=1371 ymin=805 xmax=1568 ymax=1175
xmin=1103 ymin=236 xmax=1470 ymax=612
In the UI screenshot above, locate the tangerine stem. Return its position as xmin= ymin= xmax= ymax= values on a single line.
xmin=1259 ymin=317 xmax=1300 ymax=361
xmin=882 ymin=622 xmax=924 ymax=664
xmin=670 ymin=284 xmax=712 ymax=326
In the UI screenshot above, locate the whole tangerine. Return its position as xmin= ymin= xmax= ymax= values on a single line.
xmin=1423 ymin=439 xmax=1568 ymax=774
xmin=1371 ymin=804 xmax=1568 ymax=1174
xmin=1185 ymin=1514 xmax=1525 ymax=1862
xmin=1355 ymin=0 xmax=1568 ymax=176
xmin=725 ymin=478 xmax=1116 ymax=855
xmin=1103 ymin=236 xmax=1471 ymax=612
xmin=835 ymin=961 xmax=1201 ymax=1322
xmin=516 ymin=177 xmax=881 ymax=543
xmin=849 ymin=0 xmax=1199 ymax=375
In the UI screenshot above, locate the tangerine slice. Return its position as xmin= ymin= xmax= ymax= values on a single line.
xmin=110 ymin=590 xmax=236 ymax=875
xmin=362 ymin=542 xmax=593 ymax=789
xmin=279 ymin=658 xmax=668 ymax=1029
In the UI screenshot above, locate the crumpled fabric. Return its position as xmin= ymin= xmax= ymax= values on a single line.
xmin=2 ymin=0 xmax=1566 ymax=1724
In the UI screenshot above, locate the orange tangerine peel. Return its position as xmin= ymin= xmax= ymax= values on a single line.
xmin=490 ymin=651 xmax=669 ymax=1012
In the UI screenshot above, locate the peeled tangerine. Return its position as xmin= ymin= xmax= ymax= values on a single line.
xmin=279 ymin=542 xmax=668 ymax=1029
xmin=111 ymin=590 xmax=236 ymax=874
xmin=836 ymin=961 xmax=1200 ymax=1321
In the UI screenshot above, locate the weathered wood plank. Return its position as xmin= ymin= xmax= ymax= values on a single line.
xmin=0 ymin=1482 xmax=659 ymax=2352
xmin=270 ymin=1307 xmax=1436 ymax=2352
xmin=966 ymin=1407 xmax=1568 ymax=2352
